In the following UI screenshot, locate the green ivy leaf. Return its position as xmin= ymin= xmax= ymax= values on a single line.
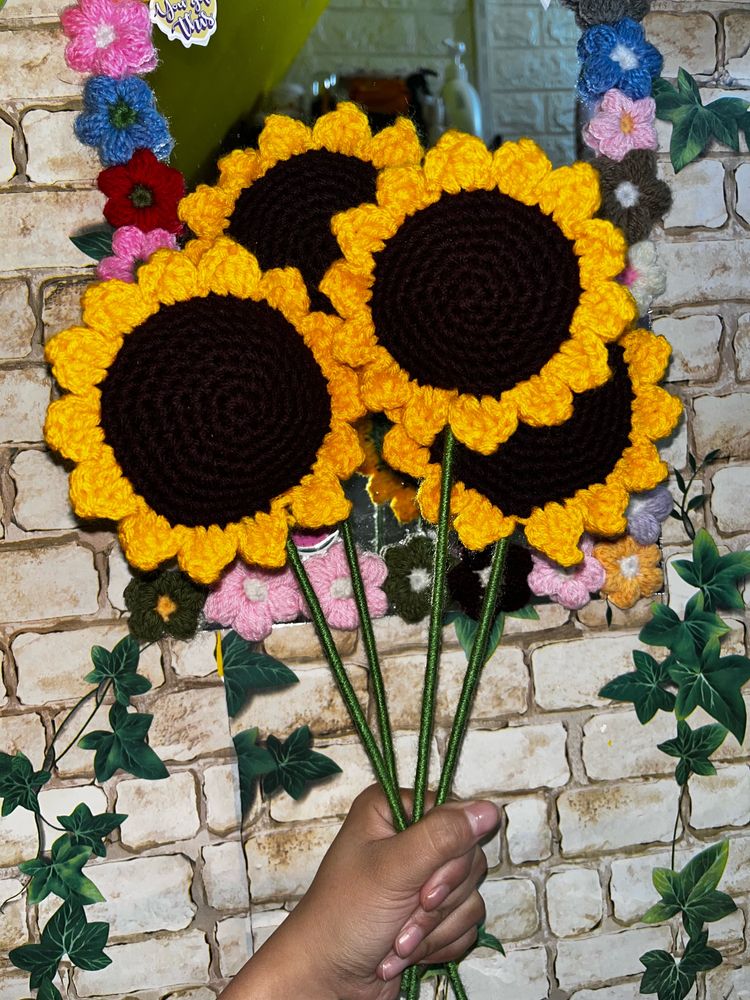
xmin=37 ymin=978 xmax=62 ymax=1000
xmin=0 ymin=752 xmax=51 ymax=817
xmin=643 ymin=842 xmax=735 ymax=939
xmin=657 ymin=719 xmax=728 ymax=786
xmin=476 ymin=923 xmax=505 ymax=956
xmin=10 ymin=902 xmax=111 ymax=988
xmin=599 ymin=650 xmax=675 ymax=723
xmin=84 ymin=636 xmax=151 ymax=706
xmin=19 ymin=835 xmax=104 ymax=906
xmin=262 ymin=726 xmax=342 ymax=800
xmin=639 ymin=595 xmax=730 ymax=661
xmin=669 ymin=105 xmax=712 ymax=172
xmin=653 ymin=76 xmax=691 ymax=123
xmin=505 ymin=604 xmax=539 ymax=621
xmin=78 ymin=703 xmax=168 ymax=782
xmin=57 ymin=803 xmax=128 ymax=859
xmin=218 ymin=631 xmax=298 ymax=717
xmin=640 ymin=948 xmax=698 ymax=1000
xmin=453 ymin=612 xmax=505 ymax=663
xmin=8 ymin=940 xmax=61 ymax=990
xmin=679 ymin=930 xmax=723 ymax=976
xmin=676 ymin=67 xmax=702 ymax=104
xmin=232 ymin=728 xmax=276 ymax=814
xmin=672 ymin=531 xmax=750 ymax=612
xmin=667 ymin=636 xmax=750 ymax=743
xmin=69 ymin=228 xmax=114 ymax=262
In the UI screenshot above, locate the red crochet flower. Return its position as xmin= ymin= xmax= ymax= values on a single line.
xmin=98 ymin=148 xmax=185 ymax=233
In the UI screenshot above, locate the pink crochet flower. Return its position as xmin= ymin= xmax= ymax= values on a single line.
xmin=203 ymin=562 xmax=302 ymax=642
xmin=528 ymin=536 xmax=606 ymax=610
xmin=302 ymin=541 xmax=388 ymax=630
xmin=61 ymin=0 xmax=157 ymax=78
xmin=96 ymin=225 xmax=177 ymax=282
xmin=583 ymin=89 xmax=657 ymax=161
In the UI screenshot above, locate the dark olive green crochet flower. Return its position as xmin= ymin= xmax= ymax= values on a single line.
xmin=382 ymin=534 xmax=438 ymax=624
xmin=124 ymin=569 xmax=207 ymax=641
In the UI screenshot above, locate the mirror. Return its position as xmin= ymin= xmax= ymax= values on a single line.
xmin=150 ymin=0 xmax=580 ymax=189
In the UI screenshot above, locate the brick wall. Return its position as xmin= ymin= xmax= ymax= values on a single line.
xmin=1 ymin=1 xmax=749 ymax=999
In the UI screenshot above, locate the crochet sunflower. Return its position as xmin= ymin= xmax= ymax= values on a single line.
xmin=178 ymin=103 xmax=422 ymax=312
xmin=44 ymin=238 xmax=364 ymax=584
xmin=384 ymin=327 xmax=682 ymax=566
xmin=324 ymin=132 xmax=638 ymax=455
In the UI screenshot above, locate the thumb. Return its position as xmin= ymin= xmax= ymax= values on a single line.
xmin=382 ymin=800 xmax=499 ymax=892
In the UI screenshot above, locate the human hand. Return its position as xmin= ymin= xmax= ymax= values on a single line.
xmin=223 ymin=784 xmax=499 ymax=1000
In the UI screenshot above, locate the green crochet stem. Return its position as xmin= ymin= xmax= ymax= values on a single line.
xmin=412 ymin=426 xmax=455 ymax=826
xmin=285 ymin=538 xmax=407 ymax=831
xmin=341 ymin=518 xmax=398 ymax=789
xmin=436 ymin=537 xmax=509 ymax=806
xmin=447 ymin=962 xmax=469 ymax=999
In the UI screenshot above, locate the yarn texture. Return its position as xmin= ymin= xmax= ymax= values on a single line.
xmin=382 ymin=535 xmax=437 ymax=624
xmin=124 ymin=569 xmax=206 ymax=641
xmin=595 ymin=148 xmax=672 ymax=243
xmin=203 ymin=561 xmax=302 ymax=642
xmin=61 ymin=0 xmax=157 ymax=78
xmin=302 ymin=541 xmax=388 ymax=630
xmin=527 ymin=535 xmax=606 ymax=610
xmin=577 ymin=18 xmax=663 ymax=104
xmin=594 ymin=534 xmax=663 ymax=607
xmin=583 ymin=89 xmax=658 ymax=161
xmin=98 ymin=148 xmax=185 ymax=233
xmin=561 ymin=0 xmax=651 ymax=29
xmin=75 ymin=75 xmax=173 ymax=166
xmin=618 ymin=240 xmax=667 ymax=316
xmin=448 ymin=543 xmax=533 ymax=618
xmin=96 ymin=226 xmax=177 ymax=282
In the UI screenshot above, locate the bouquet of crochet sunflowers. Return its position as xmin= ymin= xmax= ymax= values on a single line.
xmin=45 ymin=104 xmax=681 ymax=998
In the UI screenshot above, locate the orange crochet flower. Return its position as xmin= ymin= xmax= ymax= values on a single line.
xmin=594 ymin=535 xmax=663 ymax=608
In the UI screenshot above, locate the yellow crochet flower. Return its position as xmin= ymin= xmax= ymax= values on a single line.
xmin=594 ymin=536 xmax=663 ymax=608
xmin=323 ymin=132 xmax=637 ymax=455
xmin=178 ymin=103 xmax=422 ymax=312
xmin=44 ymin=238 xmax=365 ymax=584
xmin=383 ymin=327 xmax=682 ymax=566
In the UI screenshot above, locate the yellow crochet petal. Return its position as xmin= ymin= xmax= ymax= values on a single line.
xmin=382 ymin=423 xmax=431 ymax=480
xmin=290 ymin=470 xmax=351 ymax=527
xmin=197 ymin=239 xmax=263 ymax=300
xmin=333 ymin=203 xmax=399 ymax=268
xmin=178 ymin=185 xmax=234 ymax=239
xmin=334 ymin=315 xmax=379 ymax=368
xmin=573 ymin=482 xmax=629 ymax=536
xmin=317 ymin=421 xmax=365 ymax=481
xmin=237 ymin=509 xmax=289 ymax=569
xmin=618 ymin=441 xmax=668 ymax=491
xmin=257 ymin=115 xmax=312 ymax=163
xmin=571 ymin=282 xmax=637 ymax=341
xmin=376 ymin=165 xmax=433 ymax=221
xmin=453 ymin=488 xmax=516 ymax=551
xmin=46 ymin=327 xmax=120 ymax=394
xmin=415 ymin=467 xmax=442 ymax=524
xmin=543 ymin=332 xmax=611 ymax=394
xmin=536 ymin=162 xmax=600 ymax=233
xmin=325 ymin=367 xmax=366 ymax=424
xmin=575 ymin=219 xmax=628 ymax=286
xmin=360 ymin=361 xmax=412 ymax=412
xmin=623 ymin=327 xmax=672 ymax=384
xmin=217 ymin=147 xmax=263 ymax=193
xmin=177 ymin=524 xmax=240 ymax=585
xmin=369 ymin=116 xmax=423 ymax=168
xmin=524 ymin=502 xmax=585 ymax=566
xmin=509 ymin=373 xmax=573 ymax=427
xmin=82 ymin=280 xmax=154 ymax=337
xmin=70 ymin=448 xmax=138 ymax=521
xmin=632 ymin=386 xmax=683 ymax=440
xmin=400 ymin=386 xmax=452 ymax=446
xmin=119 ymin=505 xmax=187 ymax=571
xmin=44 ymin=393 xmax=104 ymax=462
xmin=424 ymin=131 xmax=494 ymax=193
xmin=448 ymin=394 xmax=519 ymax=453
xmin=321 ymin=260 xmax=372 ymax=320
xmin=137 ymin=248 xmax=199 ymax=306
xmin=312 ymin=102 xmax=372 ymax=155
xmin=491 ymin=138 xmax=552 ymax=204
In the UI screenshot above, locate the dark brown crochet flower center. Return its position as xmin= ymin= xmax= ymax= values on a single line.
xmin=432 ymin=345 xmax=634 ymax=517
xmin=99 ymin=293 xmax=332 ymax=529
xmin=370 ymin=188 xmax=582 ymax=397
xmin=227 ymin=149 xmax=378 ymax=313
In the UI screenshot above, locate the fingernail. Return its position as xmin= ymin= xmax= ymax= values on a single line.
xmin=464 ymin=802 xmax=499 ymax=838
xmin=378 ymin=953 xmax=410 ymax=981
xmin=424 ymin=882 xmax=450 ymax=909
xmin=396 ymin=923 xmax=424 ymax=957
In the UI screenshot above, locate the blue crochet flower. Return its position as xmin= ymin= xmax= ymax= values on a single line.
xmin=75 ymin=76 xmax=174 ymax=167
xmin=577 ymin=17 xmax=662 ymax=104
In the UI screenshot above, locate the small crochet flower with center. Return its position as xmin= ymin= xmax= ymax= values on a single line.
xmin=61 ymin=0 xmax=157 ymax=78
xmin=577 ymin=18 xmax=663 ymax=104
xmin=527 ymin=535 xmax=606 ymax=610
xmin=594 ymin=535 xmax=663 ymax=608
xmin=383 ymin=535 xmax=436 ymax=624
xmin=75 ymin=76 xmax=174 ymax=167
xmin=203 ymin=562 xmax=302 ymax=642
xmin=626 ymin=484 xmax=673 ymax=545
xmin=96 ymin=226 xmax=177 ymax=282
xmin=595 ymin=149 xmax=672 ymax=244
xmin=618 ymin=240 xmax=666 ymax=317
xmin=583 ymin=89 xmax=657 ymax=161
xmin=561 ymin=0 xmax=651 ymax=30
xmin=302 ymin=541 xmax=388 ymax=630
xmin=448 ymin=543 xmax=533 ymax=619
xmin=124 ymin=569 xmax=206 ymax=642
xmin=99 ymin=149 xmax=185 ymax=233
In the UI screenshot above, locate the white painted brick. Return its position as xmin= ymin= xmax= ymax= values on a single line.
xmin=269 ymin=735 xmax=439 ymax=823
xmin=737 ymin=164 xmax=750 ymax=226
xmin=453 ymin=724 xmax=569 ymax=797
xmin=542 ymin=3 xmax=577 ymax=46
xmin=165 ymin=990 xmax=217 ymax=1000
xmin=558 ymin=780 xmax=679 ymax=855
xmin=570 ymin=986 xmax=642 ymax=1000
xmin=576 ymin=597 xmax=655 ymax=631
xmin=661 ymin=159 xmax=726 ymax=230
xmin=216 ymin=915 xmax=252 ymax=978
xmin=735 ymin=311 xmax=750 ymax=382
xmin=710 ymin=907 xmax=745 ymax=949
xmin=725 ymin=13 xmax=750 ymax=85
xmin=116 ymin=772 xmax=200 ymax=850
xmin=546 ymin=90 xmax=576 ymax=135
xmin=74 ymin=930 xmax=210 ymax=996
xmin=23 ymin=109 xmax=100 ymax=184
xmin=655 ymin=240 xmax=750 ymax=309
xmin=172 ymin=630 xmax=218 ymax=678
xmin=505 ymin=603 xmax=570 ymax=634
xmin=505 ymin=795 xmax=551 ymax=864
xmin=0 ymin=969 xmax=30 ymax=1000
xmin=0 ymin=190 xmax=104 ymax=271
xmin=203 ymin=763 xmax=241 ymax=836
xmin=202 ymin=842 xmax=249 ymax=910
xmin=0 ymin=119 xmax=14 ymax=184
xmin=0 ymin=880 xmax=26 ymax=951
xmin=15 ymin=623 xmax=163 ymax=705
xmin=643 ymin=11 xmax=717 ymax=78
xmin=0 ymin=281 xmax=33 ymax=361
xmin=706 ymin=963 xmax=750 ymax=1000
xmin=10 ymin=449 xmax=77 ymax=531
xmin=482 ymin=877 xmax=538 ymax=941
xmin=693 ymin=393 xmax=750 ymax=461
xmin=0 ymin=803 xmax=37 ymax=866
xmin=42 ymin=279 xmax=90 ymax=341
xmin=1 ymin=541 xmax=98 ymax=626
xmin=0 ymin=27 xmax=81 ymax=102
xmin=488 ymin=5 xmax=540 ymax=48
xmin=711 ymin=465 xmax=750 ymax=534
xmin=0 ymin=368 xmax=50 ymax=444
xmin=658 ymin=414 xmax=688 ymax=474
xmin=3 ymin=0 xmax=70 ymax=16
xmin=107 ymin=545 xmax=132 ymax=613
xmin=489 ymin=91 xmax=545 ymax=135
xmin=653 ymin=314 xmax=722 ymax=383
xmin=546 ymin=868 xmax=602 ymax=937
xmin=690 ymin=765 xmax=750 ymax=829
xmin=610 ymin=847 xmax=691 ymax=923
xmin=490 ymin=46 xmax=577 ymax=90
xmin=556 ymin=926 xmax=672 ymax=991
xmin=250 ymin=908 xmax=287 ymax=951
xmin=458 ymin=946 xmax=549 ymax=999
xmin=1 ymin=712 xmax=47 ymax=768
xmin=245 ymin=820 xmax=340 ymax=901
xmin=263 ymin=621 xmax=357 ymax=661
xmin=147 ymin=686 xmax=232 ymax=762
xmin=583 ymin=711 xmax=675 ymax=781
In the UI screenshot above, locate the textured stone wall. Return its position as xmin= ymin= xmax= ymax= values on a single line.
xmin=1 ymin=1 xmax=749 ymax=999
